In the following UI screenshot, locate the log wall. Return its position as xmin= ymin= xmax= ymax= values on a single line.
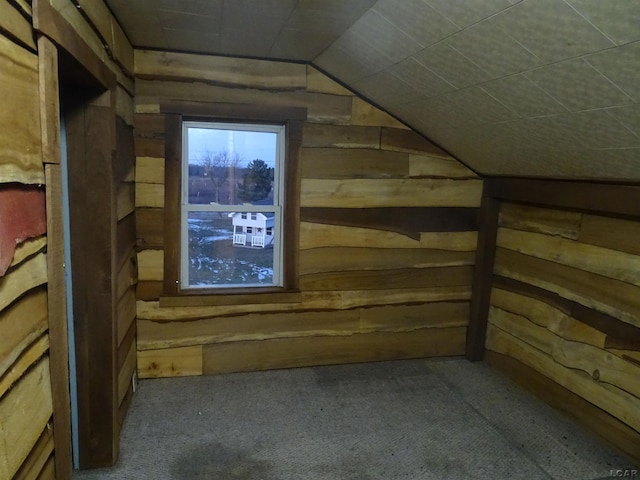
xmin=0 ymin=2 xmax=54 ymax=478
xmin=480 ymin=183 xmax=640 ymax=464
xmin=134 ymin=51 xmax=482 ymax=378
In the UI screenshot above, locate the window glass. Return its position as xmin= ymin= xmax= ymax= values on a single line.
xmin=181 ymin=122 xmax=284 ymax=289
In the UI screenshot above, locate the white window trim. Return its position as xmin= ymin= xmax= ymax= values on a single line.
xmin=180 ymin=121 xmax=285 ymax=289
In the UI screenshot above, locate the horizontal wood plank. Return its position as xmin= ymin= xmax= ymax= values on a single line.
xmin=300 ymin=207 xmax=479 ymax=239
xmin=0 ymin=253 xmax=48 ymax=313
xmin=579 ymin=214 xmax=640 ymax=256
xmin=300 ymin=266 xmax=473 ymax=291
xmin=302 ymin=123 xmax=380 ymax=149
xmin=485 ymin=350 xmax=640 ymax=466
xmin=497 ymin=227 xmax=640 ymax=287
xmin=301 ymin=178 xmax=482 ymax=208
xmin=0 ymin=33 xmax=43 ymax=184
xmin=0 ymin=1 xmax=36 ymax=50
xmin=137 ymin=249 xmax=164 ymax=281
xmin=380 ymin=128 xmax=449 ymax=156
xmin=135 ymin=156 xmax=164 ymax=185
xmin=135 ymin=182 xmax=164 ymax=208
xmin=202 ymin=327 xmax=466 ymax=375
xmin=351 ymin=97 xmax=406 ymax=128
xmin=136 ymin=208 xmax=164 ymax=249
xmin=306 ymin=66 xmax=352 ymax=96
xmin=409 ymin=154 xmax=477 ymax=179
xmin=499 ymin=202 xmax=582 ymax=239
xmin=0 ymin=333 xmax=49 ymax=399
xmin=359 ymin=302 xmax=469 ymax=332
xmin=0 ymin=358 xmax=52 ymax=479
xmin=135 ymin=50 xmax=307 ymax=90
xmin=486 ymin=325 xmax=640 ymax=433
xmin=301 ymin=147 xmax=408 ymax=179
xmin=137 ymin=286 xmax=471 ymax=322
xmin=494 ymin=248 xmax=640 ymax=329
xmin=300 ymin=247 xmax=474 ymax=275
xmin=137 ymin=345 xmax=203 ymax=378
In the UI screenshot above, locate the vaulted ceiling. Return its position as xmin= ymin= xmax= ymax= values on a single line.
xmin=105 ymin=0 xmax=640 ymax=180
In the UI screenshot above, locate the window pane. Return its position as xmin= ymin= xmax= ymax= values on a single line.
xmin=186 ymin=127 xmax=277 ymax=206
xmin=187 ymin=211 xmax=276 ymax=287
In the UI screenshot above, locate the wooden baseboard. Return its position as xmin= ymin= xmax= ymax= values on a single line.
xmin=485 ymin=350 xmax=640 ymax=467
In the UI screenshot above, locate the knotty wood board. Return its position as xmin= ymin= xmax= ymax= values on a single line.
xmin=137 ymin=345 xmax=203 ymax=378
xmin=0 ymin=357 xmax=53 ymax=479
xmin=0 ymin=33 xmax=43 ymax=184
xmin=499 ymin=202 xmax=582 ymax=239
xmin=495 ymin=248 xmax=640 ymax=329
xmin=137 ymin=286 xmax=472 ymax=322
xmin=486 ymin=325 xmax=640 ymax=433
xmin=202 ymin=327 xmax=466 ymax=375
xmin=300 ymin=178 xmax=482 ymax=208
xmin=485 ymin=350 xmax=640 ymax=466
xmin=300 ymin=247 xmax=474 ymax=275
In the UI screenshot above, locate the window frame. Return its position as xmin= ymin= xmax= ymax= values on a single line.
xmin=161 ymin=103 xmax=305 ymax=304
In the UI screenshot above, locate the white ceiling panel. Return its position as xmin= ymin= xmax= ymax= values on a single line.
xmin=106 ymin=0 xmax=640 ymax=180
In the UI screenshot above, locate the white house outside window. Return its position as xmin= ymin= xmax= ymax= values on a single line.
xmin=181 ymin=121 xmax=285 ymax=289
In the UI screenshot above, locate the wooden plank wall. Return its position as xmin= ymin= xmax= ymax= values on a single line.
xmin=133 ymin=51 xmax=483 ymax=378
xmin=485 ymin=200 xmax=640 ymax=464
xmin=0 ymin=2 xmax=55 ymax=478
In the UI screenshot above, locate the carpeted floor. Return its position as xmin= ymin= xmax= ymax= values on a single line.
xmin=73 ymin=357 xmax=633 ymax=479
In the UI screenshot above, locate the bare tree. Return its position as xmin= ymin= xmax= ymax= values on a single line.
xmin=199 ymin=150 xmax=242 ymax=203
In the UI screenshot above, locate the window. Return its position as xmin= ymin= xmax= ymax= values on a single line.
xmin=181 ymin=121 xmax=284 ymax=289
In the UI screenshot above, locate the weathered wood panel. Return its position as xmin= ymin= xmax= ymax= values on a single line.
xmin=117 ymin=337 xmax=136 ymax=406
xmin=136 ymin=156 xmax=165 ymax=185
xmin=138 ymin=249 xmax=164 ymax=282
xmin=138 ymin=345 xmax=203 ymax=378
xmin=38 ymin=36 xmax=60 ymax=165
xmin=359 ymin=302 xmax=469 ymax=332
xmin=0 ymin=253 xmax=48 ymax=313
xmin=0 ymin=33 xmax=42 ymax=184
xmin=202 ymin=327 xmax=466 ymax=375
xmin=381 ymin=128 xmax=449 ymax=156
xmin=0 ymin=333 xmax=49 ymax=399
xmin=409 ymin=154 xmax=477 ymax=179
xmin=135 ymin=182 xmax=164 ymax=208
xmin=0 ymin=358 xmax=53 ymax=479
xmin=136 ymin=208 xmax=164 ymax=249
xmin=306 ymin=66 xmax=352 ymax=96
xmin=301 ymin=178 xmax=482 ymax=207
xmin=302 ymin=123 xmax=380 ymax=148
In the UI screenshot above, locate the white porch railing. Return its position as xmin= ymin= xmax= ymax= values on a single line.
xmin=251 ymin=235 xmax=265 ymax=248
xmin=233 ymin=233 xmax=247 ymax=245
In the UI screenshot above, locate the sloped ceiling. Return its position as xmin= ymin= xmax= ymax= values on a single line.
xmin=106 ymin=0 xmax=640 ymax=180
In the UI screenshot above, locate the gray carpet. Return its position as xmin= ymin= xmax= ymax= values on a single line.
xmin=73 ymin=357 xmax=633 ymax=479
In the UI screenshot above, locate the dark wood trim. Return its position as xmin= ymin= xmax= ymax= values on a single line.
xmin=485 ymin=178 xmax=640 ymax=219
xmin=162 ymin=110 xmax=304 ymax=296
xmin=466 ymin=190 xmax=499 ymax=361
xmin=33 ymin=0 xmax=115 ymax=91
xmin=160 ymin=101 xmax=308 ymax=121
xmin=301 ymin=207 xmax=479 ymax=240
xmin=44 ymin=164 xmax=73 ymax=480
xmin=66 ymin=97 xmax=119 ymax=469
xmin=486 ymin=350 xmax=640 ymax=466
xmin=162 ymin=114 xmax=182 ymax=296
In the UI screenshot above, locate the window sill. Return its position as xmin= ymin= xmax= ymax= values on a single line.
xmin=159 ymin=288 xmax=302 ymax=308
